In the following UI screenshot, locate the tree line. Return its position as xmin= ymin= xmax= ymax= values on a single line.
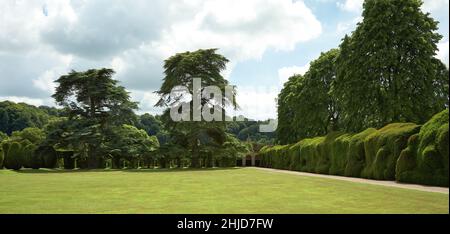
xmin=277 ymin=0 xmax=449 ymax=145
xmin=0 ymin=50 xmax=275 ymax=170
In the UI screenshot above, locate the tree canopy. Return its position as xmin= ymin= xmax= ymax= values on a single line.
xmin=0 ymin=101 xmax=54 ymax=135
xmin=51 ymin=68 xmax=139 ymax=168
xmin=155 ymin=49 xmax=237 ymax=168
xmin=277 ymin=49 xmax=340 ymax=144
xmin=332 ymin=0 xmax=449 ymax=132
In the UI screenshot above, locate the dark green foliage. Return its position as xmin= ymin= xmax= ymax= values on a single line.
xmin=4 ymin=142 xmax=23 ymax=170
xmin=397 ymin=110 xmax=449 ymax=186
xmin=277 ymin=49 xmax=340 ymax=144
xmin=59 ymin=151 xmax=75 ymax=170
xmin=35 ymin=146 xmax=58 ymax=169
xmin=29 ymin=149 xmax=44 ymax=169
xmin=227 ymin=119 xmax=275 ymax=144
xmin=361 ymin=123 xmax=420 ymax=180
xmin=333 ymin=0 xmax=448 ymax=132
xmin=137 ymin=114 xmax=162 ymax=136
xmin=156 ymin=49 xmax=236 ymax=168
xmin=0 ymin=101 xmax=52 ymax=135
xmin=52 ymin=68 xmax=139 ymax=169
xmin=22 ymin=143 xmax=37 ymax=169
xmin=260 ymin=112 xmax=447 ymax=186
xmin=344 ymin=129 xmax=377 ymax=177
xmin=2 ymin=142 xmax=10 ymax=159
xmin=105 ymin=124 xmax=159 ymax=169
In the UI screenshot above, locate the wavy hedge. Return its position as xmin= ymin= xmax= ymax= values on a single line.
xmin=260 ymin=110 xmax=449 ymax=187
xmin=396 ymin=110 xmax=449 ymax=186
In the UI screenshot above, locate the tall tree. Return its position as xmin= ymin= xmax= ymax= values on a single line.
xmin=277 ymin=49 xmax=340 ymax=144
xmin=52 ymin=68 xmax=138 ymax=168
xmin=277 ymin=75 xmax=304 ymax=144
xmin=155 ymin=49 xmax=236 ymax=168
xmin=332 ymin=0 xmax=449 ymax=132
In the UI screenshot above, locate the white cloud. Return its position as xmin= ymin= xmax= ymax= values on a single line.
xmin=422 ymin=0 xmax=449 ymax=13
xmin=3 ymin=0 xmax=447 ymax=121
xmin=278 ymin=64 xmax=310 ymax=86
xmin=234 ymin=86 xmax=280 ymax=121
xmin=0 ymin=0 xmax=322 ymax=119
xmin=33 ymin=54 xmax=73 ymax=94
xmin=0 ymin=96 xmax=47 ymax=107
xmin=437 ymin=40 xmax=449 ymax=67
xmin=155 ymin=0 xmax=322 ymax=62
xmin=337 ymin=0 xmax=363 ymax=13
xmin=130 ymin=90 xmax=165 ymax=115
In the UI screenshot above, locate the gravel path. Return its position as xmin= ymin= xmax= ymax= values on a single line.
xmin=254 ymin=167 xmax=449 ymax=194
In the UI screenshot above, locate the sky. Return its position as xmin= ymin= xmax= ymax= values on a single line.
xmin=0 ymin=0 xmax=449 ymax=120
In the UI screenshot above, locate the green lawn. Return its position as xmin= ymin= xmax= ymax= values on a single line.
xmin=0 ymin=168 xmax=448 ymax=214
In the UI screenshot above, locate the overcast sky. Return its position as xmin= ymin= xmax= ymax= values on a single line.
xmin=0 ymin=0 xmax=448 ymax=120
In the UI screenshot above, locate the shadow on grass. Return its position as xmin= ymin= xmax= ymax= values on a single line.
xmin=12 ymin=167 xmax=244 ymax=174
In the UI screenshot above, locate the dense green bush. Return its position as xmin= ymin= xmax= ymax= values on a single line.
xmin=3 ymin=142 xmax=23 ymax=170
xmin=59 ymin=151 xmax=75 ymax=169
xmin=35 ymin=146 xmax=58 ymax=169
xmin=396 ymin=110 xmax=449 ymax=186
xmin=21 ymin=142 xmax=36 ymax=169
xmin=260 ymin=110 xmax=449 ymax=187
xmin=361 ymin=123 xmax=420 ymax=180
xmin=344 ymin=128 xmax=377 ymax=177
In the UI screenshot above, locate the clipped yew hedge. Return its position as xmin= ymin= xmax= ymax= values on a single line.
xmin=260 ymin=110 xmax=449 ymax=187
xmin=3 ymin=142 xmax=23 ymax=170
xmin=396 ymin=109 xmax=449 ymax=187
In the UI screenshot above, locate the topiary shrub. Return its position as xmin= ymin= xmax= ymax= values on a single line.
xmin=288 ymin=142 xmax=302 ymax=171
xmin=344 ymin=128 xmax=377 ymax=177
xmin=4 ymin=142 xmax=23 ymax=170
xmin=260 ymin=110 xmax=448 ymax=187
xmin=35 ymin=146 xmax=58 ymax=169
xmin=22 ymin=143 xmax=37 ymax=169
xmin=328 ymin=133 xmax=350 ymax=175
xmin=261 ymin=147 xmax=274 ymax=168
xmin=2 ymin=142 xmax=10 ymax=160
xmin=361 ymin=123 xmax=420 ymax=180
xmin=396 ymin=109 xmax=449 ymax=186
